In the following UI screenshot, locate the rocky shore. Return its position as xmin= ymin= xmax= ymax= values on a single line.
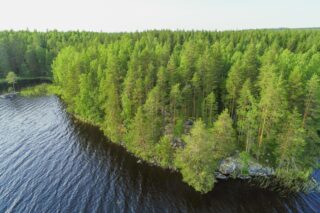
xmin=0 ymin=92 xmax=18 ymax=99
xmin=176 ymin=120 xmax=276 ymax=181
xmin=216 ymin=155 xmax=275 ymax=180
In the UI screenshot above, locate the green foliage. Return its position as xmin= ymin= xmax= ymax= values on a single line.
xmin=237 ymin=80 xmax=258 ymax=154
xmin=175 ymin=120 xmax=217 ymax=193
xmin=226 ymin=61 xmax=244 ymax=117
xmin=52 ymin=47 xmax=83 ymax=112
xmin=6 ymin=71 xmax=17 ymax=84
xmin=211 ymin=109 xmax=237 ymax=159
xmin=143 ymin=86 xmax=164 ymax=144
xmin=242 ymin=44 xmax=259 ymax=83
xmin=173 ymin=118 xmax=184 ymax=137
xmin=239 ymin=151 xmax=250 ymax=175
xmin=256 ymin=65 xmax=288 ymax=159
xmin=0 ymin=31 xmax=87 ymax=78
xmin=288 ymin=67 xmax=304 ymax=112
xmin=155 ymin=135 xmax=175 ymax=168
xmin=302 ymin=74 xmax=320 ymax=168
xmin=101 ymin=51 xmax=124 ymax=142
xmin=126 ymin=107 xmax=154 ymax=161
xmin=202 ymin=92 xmax=217 ymax=125
xmin=275 ymin=110 xmax=306 ymax=170
xmin=20 ymin=83 xmax=53 ymax=96
xmin=6 ymin=71 xmax=17 ymax=91
xmin=3 ymin=29 xmax=319 ymax=193
xmin=275 ymin=168 xmax=312 ymax=192
xmin=170 ymin=83 xmax=182 ymax=125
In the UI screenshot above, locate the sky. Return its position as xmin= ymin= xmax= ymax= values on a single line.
xmin=1 ymin=0 xmax=319 ymax=32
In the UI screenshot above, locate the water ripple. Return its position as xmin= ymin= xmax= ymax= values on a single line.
xmin=0 ymin=96 xmax=319 ymax=213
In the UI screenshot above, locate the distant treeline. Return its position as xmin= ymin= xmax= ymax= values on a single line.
xmin=0 ymin=30 xmax=127 ymax=78
xmin=2 ymin=30 xmax=320 ymax=193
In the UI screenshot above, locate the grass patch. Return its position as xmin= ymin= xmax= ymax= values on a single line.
xmin=20 ymin=83 xmax=55 ymax=96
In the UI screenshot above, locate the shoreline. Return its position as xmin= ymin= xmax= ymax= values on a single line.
xmin=65 ymin=100 xmax=317 ymax=194
xmin=17 ymin=84 xmax=318 ymax=194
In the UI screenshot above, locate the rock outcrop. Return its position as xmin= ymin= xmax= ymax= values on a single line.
xmin=171 ymin=120 xmax=275 ymax=181
xmin=216 ymin=155 xmax=275 ymax=180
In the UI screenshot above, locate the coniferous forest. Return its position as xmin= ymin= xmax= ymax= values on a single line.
xmin=1 ymin=30 xmax=320 ymax=193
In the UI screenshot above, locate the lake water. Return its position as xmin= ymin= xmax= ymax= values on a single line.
xmin=0 ymin=96 xmax=319 ymax=212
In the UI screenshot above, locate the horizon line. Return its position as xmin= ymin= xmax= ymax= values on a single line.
xmin=1 ymin=27 xmax=320 ymax=34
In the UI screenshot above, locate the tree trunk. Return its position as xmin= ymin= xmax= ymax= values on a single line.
xmin=302 ymin=97 xmax=310 ymax=128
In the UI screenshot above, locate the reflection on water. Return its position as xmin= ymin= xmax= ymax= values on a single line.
xmin=0 ymin=96 xmax=319 ymax=212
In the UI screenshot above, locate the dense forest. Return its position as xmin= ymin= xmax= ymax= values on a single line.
xmin=0 ymin=30 xmax=123 ymax=78
xmin=1 ymin=30 xmax=320 ymax=193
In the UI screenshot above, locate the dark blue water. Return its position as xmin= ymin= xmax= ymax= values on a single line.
xmin=0 ymin=96 xmax=319 ymax=212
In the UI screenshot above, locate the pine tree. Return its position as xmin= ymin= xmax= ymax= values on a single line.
xmin=302 ymin=74 xmax=320 ymax=129
xmin=226 ymin=61 xmax=244 ymax=118
xmin=52 ymin=47 xmax=84 ymax=112
xmin=302 ymin=74 xmax=320 ymax=167
xmin=211 ymin=109 xmax=237 ymax=158
xmin=175 ymin=119 xmax=217 ymax=193
xmin=275 ymin=109 xmax=309 ymax=187
xmin=167 ymin=46 xmax=181 ymax=86
xmin=13 ymin=30 xmax=320 ymax=193
xmin=169 ymin=83 xmax=182 ymax=124
xmin=127 ymin=107 xmax=153 ymax=160
xmin=155 ymin=135 xmax=175 ymax=168
xmin=288 ymin=67 xmax=304 ymax=112
xmin=237 ymin=80 xmax=258 ymax=153
xmin=210 ymin=43 xmax=225 ymax=93
xmin=76 ymin=70 xmax=101 ymax=124
xmin=121 ymin=49 xmax=144 ymax=124
xmin=276 ymin=110 xmax=306 ymax=171
xmin=143 ymin=86 xmax=164 ymax=144
xmin=257 ymin=65 xmax=287 ymax=158
xmin=179 ymin=41 xmax=198 ymax=84
xmin=242 ymin=44 xmax=259 ymax=83
xmin=102 ymin=52 xmax=124 ymax=143
xmin=191 ymin=71 xmax=201 ymax=118
xmin=196 ymin=47 xmax=216 ymax=96
xmin=201 ymin=92 xmax=217 ymax=126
